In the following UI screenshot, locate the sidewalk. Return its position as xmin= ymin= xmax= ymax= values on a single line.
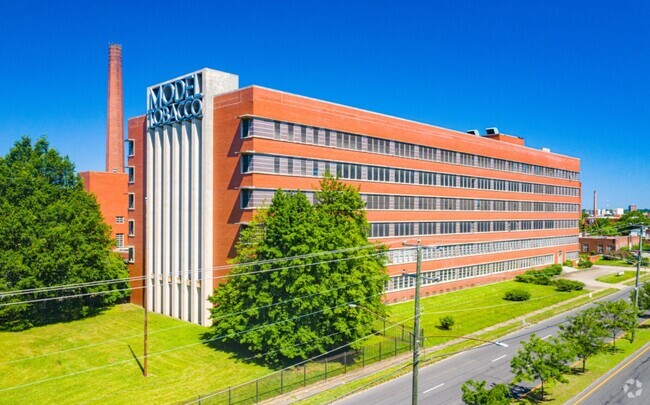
xmin=262 ymin=290 xmax=605 ymax=404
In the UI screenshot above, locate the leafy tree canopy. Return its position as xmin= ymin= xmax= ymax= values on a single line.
xmin=461 ymin=379 xmax=510 ymax=405
xmin=510 ymin=334 xmax=572 ymax=399
xmin=595 ymin=300 xmax=637 ymax=347
xmin=558 ymin=307 xmax=608 ymax=372
xmin=209 ymin=174 xmax=388 ymax=364
xmin=631 ymin=281 xmax=650 ymax=312
xmin=0 ymin=137 xmax=130 ymax=331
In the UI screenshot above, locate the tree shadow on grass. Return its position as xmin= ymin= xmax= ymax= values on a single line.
xmin=199 ymin=330 xmax=288 ymax=370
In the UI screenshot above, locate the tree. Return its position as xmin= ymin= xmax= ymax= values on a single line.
xmin=0 ymin=137 xmax=130 ymax=331
xmin=595 ymin=300 xmax=637 ymax=348
xmin=618 ymin=211 xmax=650 ymax=229
xmin=461 ymin=379 xmax=510 ymax=405
xmin=558 ymin=308 xmax=608 ymax=372
xmin=510 ymin=334 xmax=573 ymax=399
xmin=631 ymin=281 xmax=650 ymax=312
xmin=209 ymin=174 xmax=388 ymax=364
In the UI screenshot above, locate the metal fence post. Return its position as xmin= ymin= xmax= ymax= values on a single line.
xmin=228 ymin=386 xmax=231 ymax=405
xmin=325 ymin=359 xmax=328 ymax=380
xmin=379 ymin=342 xmax=382 ymax=361
xmin=303 ymin=364 xmax=306 ymax=387
xmin=344 ymin=353 xmax=347 ymax=374
xmin=394 ymin=337 xmax=397 ymax=356
xmin=281 ymin=370 xmax=284 ymax=394
xmin=362 ymin=346 xmax=365 ymax=368
xmin=256 ymin=380 xmax=259 ymax=403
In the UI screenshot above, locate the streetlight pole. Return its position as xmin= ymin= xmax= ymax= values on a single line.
xmin=632 ymin=224 xmax=646 ymax=341
xmin=402 ymin=239 xmax=423 ymax=405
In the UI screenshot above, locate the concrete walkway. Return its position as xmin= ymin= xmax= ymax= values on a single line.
xmin=562 ymin=264 xmax=647 ymax=290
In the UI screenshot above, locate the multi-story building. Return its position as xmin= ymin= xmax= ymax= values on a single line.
xmin=126 ymin=68 xmax=581 ymax=325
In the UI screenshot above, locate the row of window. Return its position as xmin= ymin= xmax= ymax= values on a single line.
xmin=369 ymin=219 xmax=578 ymax=238
xmin=386 ymin=254 xmax=556 ymax=292
xmin=241 ymin=154 xmax=580 ymax=197
xmin=386 ymin=236 xmax=578 ymax=264
xmin=242 ymin=118 xmax=579 ymax=181
xmin=241 ymin=189 xmax=580 ymax=214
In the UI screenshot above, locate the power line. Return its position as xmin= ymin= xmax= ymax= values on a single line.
xmin=1 ymin=274 xmax=388 ymax=366
xmin=0 ymin=292 xmax=393 ymax=394
xmin=0 ymin=250 xmax=386 ymax=307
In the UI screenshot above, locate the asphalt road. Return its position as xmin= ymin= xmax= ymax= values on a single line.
xmin=569 ymin=343 xmax=650 ymax=405
xmin=335 ymin=287 xmax=634 ymax=405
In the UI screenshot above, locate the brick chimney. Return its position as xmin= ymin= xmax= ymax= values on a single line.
xmin=106 ymin=44 xmax=124 ymax=173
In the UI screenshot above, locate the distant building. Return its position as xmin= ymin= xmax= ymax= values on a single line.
xmin=629 ymin=204 xmax=638 ymax=212
xmin=579 ymin=235 xmax=640 ymax=255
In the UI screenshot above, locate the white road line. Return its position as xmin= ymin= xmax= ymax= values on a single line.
xmin=542 ymin=334 xmax=553 ymax=340
xmin=491 ymin=355 xmax=507 ymax=362
xmin=423 ymin=383 xmax=445 ymax=394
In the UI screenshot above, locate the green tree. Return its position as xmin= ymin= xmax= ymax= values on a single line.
xmin=618 ymin=211 xmax=650 ymax=229
xmin=595 ymin=300 xmax=637 ymax=348
xmin=510 ymin=334 xmax=572 ymax=399
xmin=209 ymin=174 xmax=388 ymax=364
xmin=558 ymin=308 xmax=608 ymax=372
xmin=0 ymin=137 xmax=130 ymax=331
xmin=631 ymin=281 xmax=650 ymax=312
xmin=461 ymin=380 xmax=510 ymax=405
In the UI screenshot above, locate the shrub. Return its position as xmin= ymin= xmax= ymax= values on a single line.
xmin=578 ymin=259 xmax=593 ymax=269
xmin=563 ymin=260 xmax=574 ymax=267
xmin=553 ymin=279 xmax=585 ymax=292
xmin=439 ymin=315 xmax=455 ymax=330
xmin=504 ymin=288 xmax=531 ymax=301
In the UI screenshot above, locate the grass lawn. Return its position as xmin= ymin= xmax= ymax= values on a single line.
xmin=596 ymin=271 xmax=640 ymax=284
xmin=521 ymin=324 xmax=650 ymax=404
xmin=0 ymin=304 xmax=273 ymax=404
xmin=385 ymin=281 xmax=587 ymax=348
xmin=623 ymin=272 xmax=650 ymax=286
xmin=595 ymin=258 xmax=634 ymax=267
xmin=0 ymin=281 xmax=590 ymax=404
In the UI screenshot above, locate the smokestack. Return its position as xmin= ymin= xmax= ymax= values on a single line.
xmin=593 ymin=190 xmax=597 ymax=217
xmin=106 ymin=44 xmax=124 ymax=173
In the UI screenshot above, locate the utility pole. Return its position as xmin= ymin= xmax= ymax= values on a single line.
xmin=632 ymin=224 xmax=646 ymax=341
xmin=143 ymin=277 xmax=148 ymax=377
xmin=402 ymin=241 xmax=443 ymax=404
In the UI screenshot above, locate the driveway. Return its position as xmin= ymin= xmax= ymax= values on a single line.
xmin=562 ymin=265 xmax=646 ymax=290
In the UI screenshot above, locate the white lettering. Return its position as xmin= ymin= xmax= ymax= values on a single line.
xmin=147 ymin=73 xmax=203 ymax=129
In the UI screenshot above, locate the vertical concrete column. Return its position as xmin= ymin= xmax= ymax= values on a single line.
xmin=146 ymin=130 xmax=154 ymax=311
xmin=162 ymin=127 xmax=172 ymax=316
xmin=181 ymin=122 xmax=191 ymax=321
xmin=171 ymin=124 xmax=181 ymax=319
xmin=154 ymin=128 xmax=163 ymax=313
xmin=190 ymin=121 xmax=201 ymax=324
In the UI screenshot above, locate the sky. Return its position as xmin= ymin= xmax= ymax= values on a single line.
xmin=0 ymin=0 xmax=648 ymax=208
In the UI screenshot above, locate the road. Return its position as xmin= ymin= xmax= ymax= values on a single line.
xmin=569 ymin=343 xmax=650 ymax=404
xmin=335 ymin=287 xmax=633 ymax=405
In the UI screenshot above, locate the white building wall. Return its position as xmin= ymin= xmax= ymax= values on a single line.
xmin=146 ymin=69 xmax=238 ymax=325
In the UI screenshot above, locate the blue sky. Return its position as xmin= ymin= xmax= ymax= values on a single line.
xmin=0 ymin=0 xmax=648 ymax=208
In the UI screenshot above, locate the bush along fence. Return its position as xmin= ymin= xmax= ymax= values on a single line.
xmin=183 ymin=321 xmax=417 ymax=405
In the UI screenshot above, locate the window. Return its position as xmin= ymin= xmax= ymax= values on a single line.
xmin=325 ymin=130 xmax=331 ymax=146
xmin=313 ymin=128 xmax=319 ymax=144
xmin=300 ymin=160 xmax=306 ymax=175
xmin=127 ymin=246 xmax=135 ymax=263
xmin=128 ymin=193 xmax=135 ymax=210
xmin=370 ymin=223 xmax=390 ymax=237
xmin=597 ymin=245 xmax=603 ymax=254
xmin=301 ymin=127 xmax=307 ymax=143
xmin=128 ymin=220 xmax=135 ymax=237
xmin=287 ymin=158 xmax=293 ymax=174
xmin=127 ymin=167 xmax=135 ymax=183
xmin=274 ymin=122 xmax=281 ymax=139
xmin=116 ymin=233 xmax=124 ymax=248
xmin=241 ymin=119 xmax=251 ymax=138
xmin=241 ymin=155 xmax=253 ymax=173
xmin=116 ymin=216 xmax=125 ymax=224
xmin=287 ymin=124 xmax=294 ymax=141
xmin=582 ymin=244 xmax=589 ymax=252
xmin=126 ymin=139 xmax=134 ymax=157
xmin=241 ymin=189 xmax=253 ymax=209
xmin=273 ymin=157 xmax=280 ymax=173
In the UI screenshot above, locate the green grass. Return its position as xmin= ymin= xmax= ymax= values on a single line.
xmin=520 ymin=324 xmax=650 ymax=404
xmin=596 ymin=271 xmax=640 ymax=284
xmin=0 ymin=282 xmax=591 ymax=404
xmin=385 ymin=281 xmax=587 ymax=348
xmin=595 ymin=258 xmax=634 ymax=267
xmin=623 ymin=272 xmax=650 ymax=286
xmin=0 ymin=304 xmax=273 ymax=404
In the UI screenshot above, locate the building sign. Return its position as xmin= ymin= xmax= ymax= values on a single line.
xmin=147 ymin=73 xmax=203 ymax=129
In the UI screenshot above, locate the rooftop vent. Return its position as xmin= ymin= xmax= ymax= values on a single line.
xmin=541 ymin=147 xmax=551 ymax=152
xmin=466 ymin=129 xmax=480 ymax=136
xmin=485 ymin=127 xmax=499 ymax=135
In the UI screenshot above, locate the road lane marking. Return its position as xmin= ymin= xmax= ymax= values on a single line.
xmin=491 ymin=355 xmax=507 ymax=362
xmin=541 ymin=335 xmax=552 ymax=340
xmin=574 ymin=344 xmax=650 ymax=404
xmin=423 ymin=383 xmax=444 ymax=394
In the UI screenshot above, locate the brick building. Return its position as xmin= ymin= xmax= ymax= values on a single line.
xmin=579 ymin=235 xmax=640 ymax=255
xmin=125 ymin=68 xmax=581 ymax=325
